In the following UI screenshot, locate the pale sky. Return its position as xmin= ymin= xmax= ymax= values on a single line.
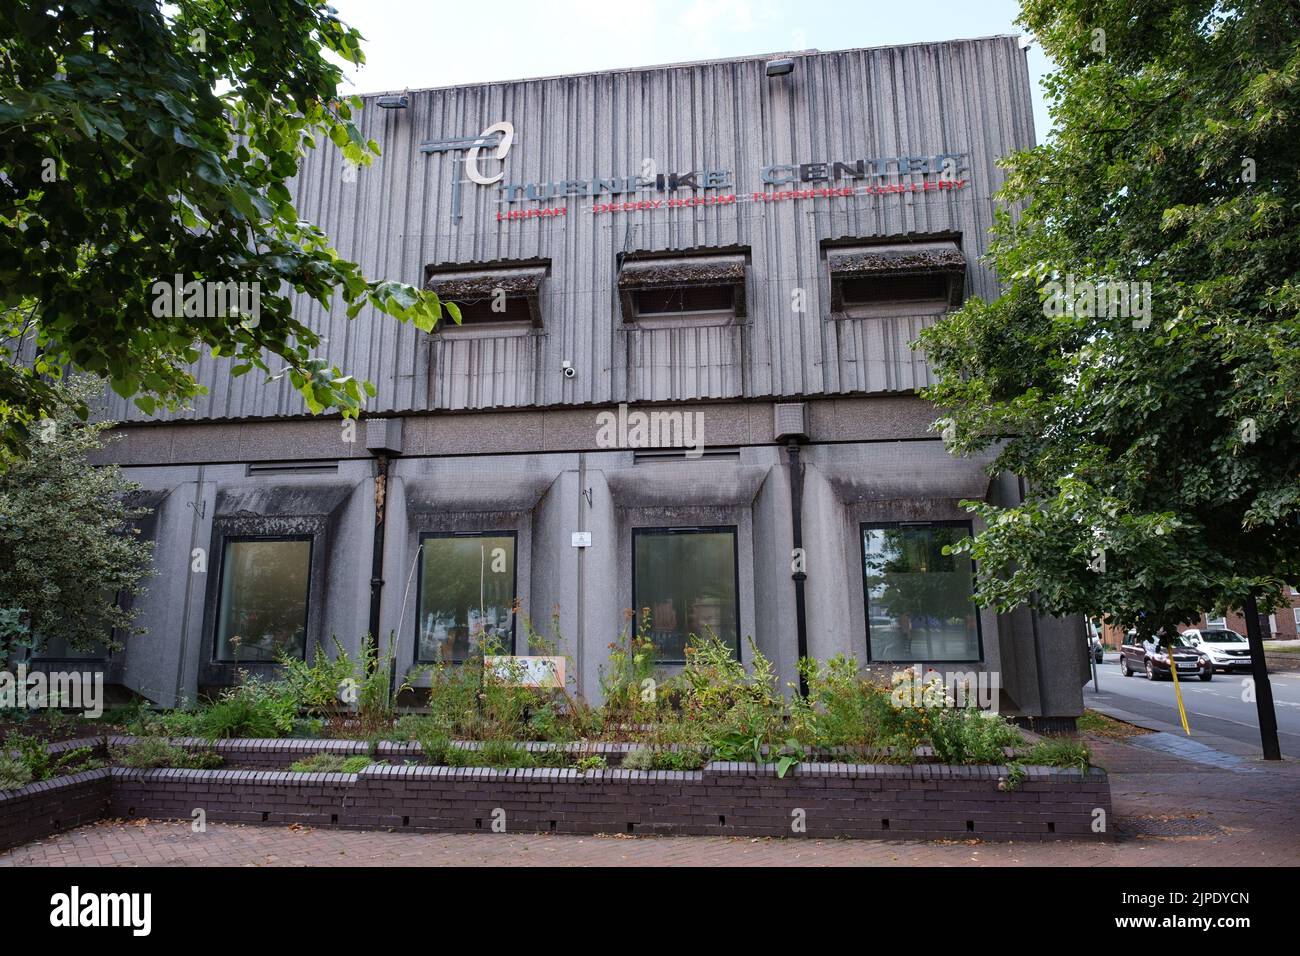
xmin=329 ymin=0 xmax=1053 ymax=144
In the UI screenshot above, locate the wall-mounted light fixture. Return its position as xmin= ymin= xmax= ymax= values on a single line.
xmin=765 ymin=58 xmax=795 ymax=77
xmin=376 ymin=94 xmax=409 ymax=109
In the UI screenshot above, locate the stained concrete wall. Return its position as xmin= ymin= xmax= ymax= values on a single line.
xmin=95 ymin=418 xmax=1085 ymax=720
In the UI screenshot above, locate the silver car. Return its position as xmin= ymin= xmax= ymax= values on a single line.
xmin=1182 ymin=628 xmax=1255 ymax=673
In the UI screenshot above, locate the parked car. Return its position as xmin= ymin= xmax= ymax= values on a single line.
xmin=1088 ymin=635 xmax=1105 ymax=664
xmin=1181 ymin=628 xmax=1255 ymax=673
xmin=1120 ymin=630 xmax=1213 ymax=681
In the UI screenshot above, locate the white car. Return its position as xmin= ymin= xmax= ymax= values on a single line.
xmin=1182 ymin=628 xmax=1254 ymax=673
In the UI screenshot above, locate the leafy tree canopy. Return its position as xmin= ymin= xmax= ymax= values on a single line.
xmin=0 ymin=0 xmax=450 ymax=455
xmin=919 ymin=0 xmax=1300 ymax=640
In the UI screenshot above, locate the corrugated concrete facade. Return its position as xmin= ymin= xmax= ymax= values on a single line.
xmin=104 ymin=35 xmax=1029 ymax=420
xmin=85 ymin=36 xmax=1090 ymax=720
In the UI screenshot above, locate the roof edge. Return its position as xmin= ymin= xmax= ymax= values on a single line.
xmin=349 ymin=33 xmax=1025 ymax=99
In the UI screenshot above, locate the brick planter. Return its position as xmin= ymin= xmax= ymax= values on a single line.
xmin=104 ymin=761 xmax=1110 ymax=841
xmin=2 ymin=738 xmax=1113 ymax=848
xmin=0 ymin=769 xmax=112 ymax=851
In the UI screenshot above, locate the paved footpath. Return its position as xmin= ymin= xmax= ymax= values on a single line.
xmin=3 ymin=734 xmax=1298 ymax=866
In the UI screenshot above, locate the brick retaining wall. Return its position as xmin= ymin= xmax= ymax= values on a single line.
xmin=0 ymin=769 xmax=111 ymax=851
xmin=2 ymin=739 xmax=1113 ymax=848
xmin=106 ymin=761 xmax=1111 ymax=841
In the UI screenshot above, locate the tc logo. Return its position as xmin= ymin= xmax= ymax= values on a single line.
xmin=419 ymin=121 xmax=515 ymax=222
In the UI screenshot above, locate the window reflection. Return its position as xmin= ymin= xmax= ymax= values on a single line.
xmin=416 ymin=534 xmax=516 ymax=663
xmin=215 ymin=538 xmax=311 ymax=662
xmin=633 ymin=528 xmax=738 ymax=662
xmin=862 ymin=524 xmax=980 ymax=662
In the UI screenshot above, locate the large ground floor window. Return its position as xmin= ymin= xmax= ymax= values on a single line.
xmin=861 ymin=522 xmax=981 ymax=662
xmin=633 ymin=527 xmax=738 ymax=663
xmin=416 ymin=532 xmax=517 ymax=663
xmin=214 ymin=537 xmax=312 ymax=662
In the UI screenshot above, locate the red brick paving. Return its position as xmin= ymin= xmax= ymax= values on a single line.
xmin=2 ymin=734 xmax=1297 ymax=866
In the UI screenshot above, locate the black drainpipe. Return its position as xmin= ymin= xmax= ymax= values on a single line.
xmin=786 ymin=439 xmax=810 ymax=696
xmin=366 ymin=453 xmax=389 ymax=673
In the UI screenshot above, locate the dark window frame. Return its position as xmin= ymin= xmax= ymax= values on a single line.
xmin=859 ymin=520 xmax=984 ymax=664
xmin=413 ymin=530 xmax=519 ymax=665
xmin=631 ymin=525 xmax=741 ymax=664
xmin=211 ymin=533 xmax=314 ymax=663
xmin=449 ymin=296 xmax=536 ymax=326
xmin=423 ymin=259 xmax=549 ymax=333
xmin=631 ymin=284 xmax=739 ymax=318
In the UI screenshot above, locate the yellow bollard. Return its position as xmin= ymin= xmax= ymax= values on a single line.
xmin=1168 ymin=652 xmax=1192 ymax=736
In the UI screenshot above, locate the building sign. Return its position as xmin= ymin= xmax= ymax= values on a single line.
xmin=421 ymin=123 xmax=969 ymax=224
xmin=418 ymin=121 xmax=515 ymax=222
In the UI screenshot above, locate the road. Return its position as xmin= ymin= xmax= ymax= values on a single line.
xmin=1083 ymin=653 xmax=1300 ymax=758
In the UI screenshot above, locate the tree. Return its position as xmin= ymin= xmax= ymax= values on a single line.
xmin=918 ymin=1 xmax=1299 ymax=757
xmin=0 ymin=376 xmax=154 ymax=659
xmin=0 ymin=0 xmax=452 ymax=455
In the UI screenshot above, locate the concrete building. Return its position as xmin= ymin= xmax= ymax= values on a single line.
xmin=72 ymin=35 xmax=1089 ymax=722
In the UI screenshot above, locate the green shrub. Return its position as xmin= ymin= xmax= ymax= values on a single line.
xmin=927 ymin=708 xmax=1024 ymax=765
xmin=409 ymin=717 xmax=453 ymax=765
xmin=622 ymin=746 xmax=707 ymax=772
xmin=150 ymin=709 xmax=202 ymax=737
xmin=291 ymin=717 xmax=326 ymax=738
xmin=287 ymin=752 xmax=371 ymax=773
xmin=356 ymin=632 xmax=405 ymax=739
xmin=478 ymin=739 xmax=535 ymax=769
xmin=573 ymin=754 xmax=607 ymax=772
xmin=1 ymin=731 xmax=100 ymax=784
xmin=599 ymin=610 xmax=661 ymax=727
xmin=1020 ymin=738 xmax=1091 ymax=771
xmin=790 ymin=656 xmax=897 ymax=749
xmin=0 ymin=752 xmax=33 ymax=790
xmin=113 ymin=737 xmax=222 ymax=770
xmin=195 ymin=678 xmax=296 ymax=739
xmin=680 ymin=634 xmax=784 ymax=762
xmin=278 ymin=639 xmax=357 ymax=717
xmin=108 ymin=700 xmax=203 ymax=739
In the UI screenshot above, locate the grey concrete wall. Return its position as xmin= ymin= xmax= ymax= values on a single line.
xmin=110 ymin=461 xmax=374 ymax=705
xmin=102 ymin=432 xmax=1084 ymax=719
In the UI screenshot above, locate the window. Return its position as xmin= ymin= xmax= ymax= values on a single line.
xmin=633 ymin=285 xmax=736 ymax=317
xmin=415 ymin=532 xmax=517 ymax=663
xmin=424 ymin=261 xmax=547 ymax=332
xmin=828 ymin=240 xmax=965 ymax=318
xmin=632 ymin=527 xmax=739 ymax=662
xmin=451 ymin=297 xmax=534 ymax=325
xmin=619 ymin=252 xmax=747 ymax=327
xmin=1293 ymin=607 xmax=1300 ymax=631
xmin=214 ymin=537 xmax=312 ymax=662
xmin=247 ymin=460 xmax=338 ymax=476
xmin=839 ymin=274 xmax=950 ymax=316
xmin=861 ymin=523 xmax=981 ymax=662
xmin=1207 ymin=616 xmax=1227 ymax=628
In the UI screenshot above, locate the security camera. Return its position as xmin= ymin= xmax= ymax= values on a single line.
xmin=561 ymin=360 xmax=576 ymax=379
